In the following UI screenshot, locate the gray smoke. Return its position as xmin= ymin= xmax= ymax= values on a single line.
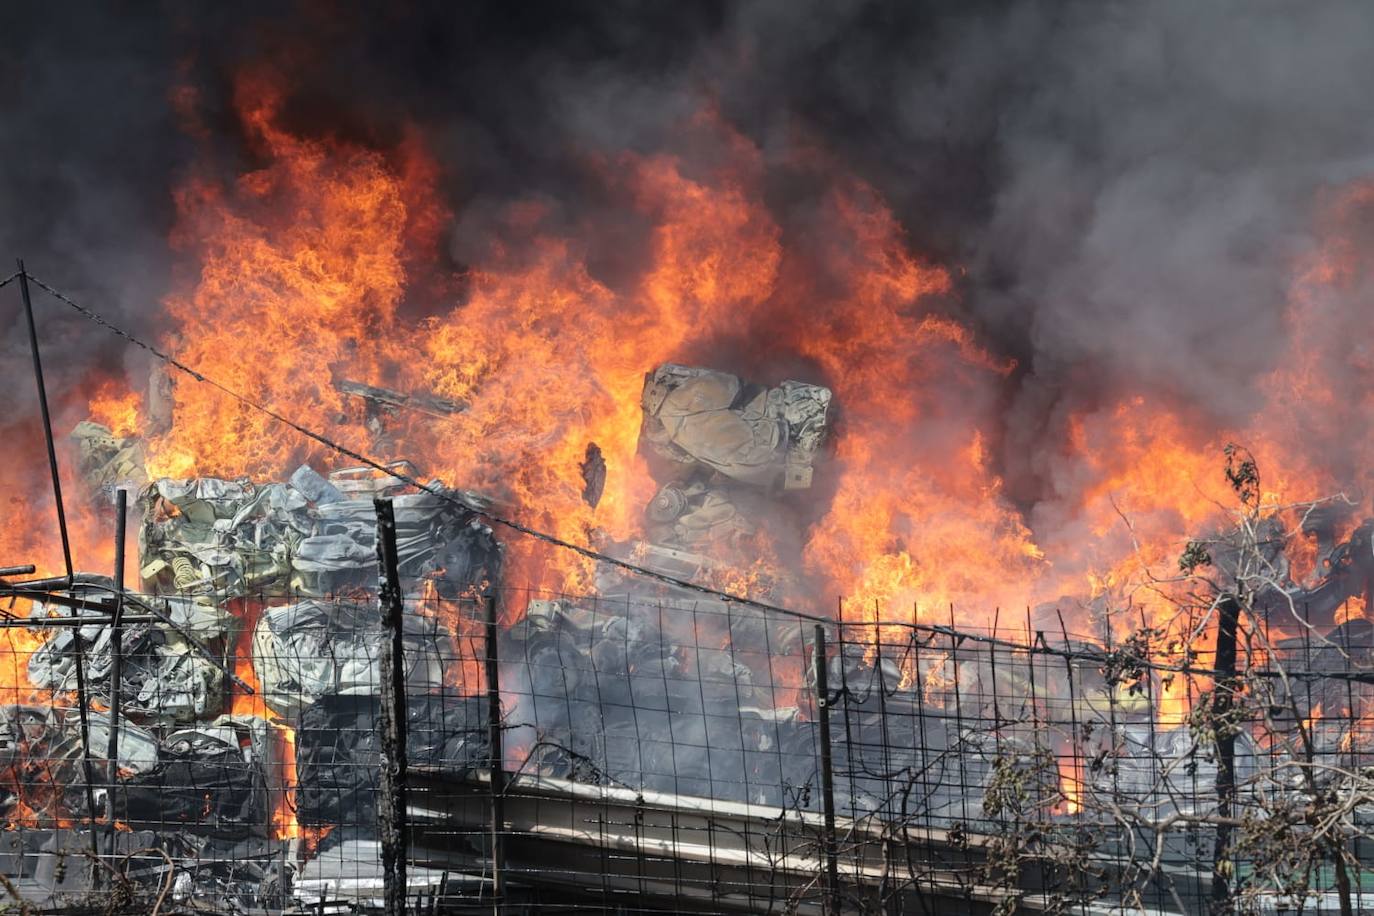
xmin=4 ymin=0 xmax=1374 ymax=518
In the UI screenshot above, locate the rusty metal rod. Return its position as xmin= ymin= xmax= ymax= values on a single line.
xmin=0 ymin=615 xmax=153 ymax=628
xmin=105 ymin=490 xmax=127 ymax=860
xmin=0 ymin=591 xmax=115 ymax=615
xmin=374 ymin=498 xmax=409 ymax=916
xmin=6 ymin=574 xmax=99 ymax=591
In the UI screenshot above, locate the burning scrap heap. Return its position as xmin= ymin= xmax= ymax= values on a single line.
xmin=8 ymin=352 xmax=1374 ymax=913
xmin=601 ymin=363 xmax=830 ymax=598
xmin=2 ymin=456 xmax=500 ymax=908
xmin=503 ymin=364 xmax=833 ymax=802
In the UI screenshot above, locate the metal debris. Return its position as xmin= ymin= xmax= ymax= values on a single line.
xmin=336 ymin=378 xmax=467 ymax=418
xmin=579 ymin=442 xmax=606 ymax=508
xmin=639 ymin=363 xmax=831 ymax=491
xmin=69 ymin=420 xmax=147 ymax=500
xmin=27 ymin=604 xmax=227 ymax=724
xmin=251 ymin=600 xmax=452 ymax=719
xmin=295 ymin=693 xmax=490 ymax=827
xmin=137 ymin=464 xmax=500 ymax=601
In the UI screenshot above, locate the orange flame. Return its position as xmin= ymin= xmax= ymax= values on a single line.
xmin=5 ymin=69 xmax=1374 ymax=777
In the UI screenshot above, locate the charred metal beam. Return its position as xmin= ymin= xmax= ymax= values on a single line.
xmin=0 ymin=589 xmax=116 ymax=615
xmin=1210 ymin=596 xmax=1240 ymax=911
xmin=5 ymin=574 xmax=101 ymax=591
xmin=339 ymin=378 xmax=466 ymax=418
xmin=405 ymin=770 xmax=1139 ymax=915
xmin=0 ymin=614 xmax=153 ymax=628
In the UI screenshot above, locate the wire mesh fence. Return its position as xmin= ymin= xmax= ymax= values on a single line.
xmin=0 ymin=583 xmax=1371 ymax=914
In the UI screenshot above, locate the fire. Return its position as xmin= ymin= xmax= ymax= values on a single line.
xmin=6 ymin=62 xmax=1374 ymax=826
xmin=150 ymin=73 xmax=430 ymax=482
xmin=1058 ymin=755 xmax=1082 ymax=815
xmin=1340 ymin=709 xmax=1374 ymax=754
xmin=272 ymin=722 xmax=302 ymax=840
xmin=896 ymin=653 xmax=917 ymax=693
xmin=415 ymin=587 xmax=486 ymax=693
xmin=226 ymin=601 xmax=267 ymax=719
xmin=2 ymin=801 xmax=38 ymax=830
xmin=86 ymin=380 xmax=142 ymax=438
xmin=0 ymin=629 xmax=47 ymax=708
xmin=794 ymin=188 xmax=1042 ymax=638
xmin=1335 ymin=595 xmax=1368 ymax=624
xmin=222 ymin=600 xmax=304 ymax=841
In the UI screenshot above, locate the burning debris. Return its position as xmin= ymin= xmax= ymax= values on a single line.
xmin=1 ymin=451 xmax=501 ymax=909
xmin=251 ymin=600 xmax=452 ymax=719
xmin=639 ymin=363 xmax=831 ymax=492
xmin=7 ymin=4 xmax=1374 ymax=908
xmin=586 ymin=364 xmax=833 ymax=612
xmin=336 ymin=378 xmax=467 ymax=456
xmin=6 ymin=340 xmax=1374 ymax=914
xmin=137 ymin=464 xmax=496 ymax=601
xmin=70 ymin=421 xmax=148 ymax=501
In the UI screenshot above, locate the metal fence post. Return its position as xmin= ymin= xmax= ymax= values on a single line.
xmin=486 ymin=593 xmax=505 ymax=911
xmin=1210 ymin=596 xmax=1240 ymax=911
xmin=814 ymin=624 xmax=840 ymax=916
xmin=105 ymin=489 xmax=127 ymax=860
xmin=374 ymin=498 xmax=409 ymax=916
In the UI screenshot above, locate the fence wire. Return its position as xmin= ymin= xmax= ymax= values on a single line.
xmin=0 ymin=584 xmax=1370 ymax=914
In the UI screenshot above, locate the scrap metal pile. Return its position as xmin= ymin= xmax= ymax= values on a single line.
xmin=1 ymin=460 xmax=500 ymax=911
xmin=504 ymin=365 xmax=850 ymax=807
xmin=591 ymin=364 xmax=831 ymax=603
xmin=8 ymin=362 xmax=1372 ymax=913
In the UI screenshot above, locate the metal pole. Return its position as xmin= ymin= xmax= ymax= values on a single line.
xmin=813 ymin=624 xmax=840 ymax=916
xmin=1210 ymin=596 xmax=1240 ymax=911
xmin=0 ymin=615 xmax=154 ymax=628
xmin=486 ymin=593 xmax=505 ymax=912
xmin=18 ymin=261 xmax=100 ymax=866
xmin=17 ymin=261 xmax=74 ymax=584
xmin=105 ymin=490 xmax=127 ymax=859
xmin=373 ymin=498 xmax=409 ymax=916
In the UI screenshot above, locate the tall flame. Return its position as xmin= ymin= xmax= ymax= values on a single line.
xmin=3 ymin=68 xmax=1374 ymax=788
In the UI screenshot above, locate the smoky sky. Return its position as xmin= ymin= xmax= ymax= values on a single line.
xmin=4 ymin=0 xmax=1374 ymax=500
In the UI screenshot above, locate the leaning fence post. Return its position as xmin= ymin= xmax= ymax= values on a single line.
xmin=105 ymin=489 xmax=127 ymax=861
xmin=374 ymin=498 xmax=409 ymax=916
xmin=485 ymin=593 xmax=505 ymax=911
xmin=19 ymin=260 xmax=100 ymax=869
xmin=813 ymin=624 xmax=840 ymax=916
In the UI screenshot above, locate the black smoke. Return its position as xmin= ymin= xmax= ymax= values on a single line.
xmin=5 ymin=0 xmax=1374 ymax=511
